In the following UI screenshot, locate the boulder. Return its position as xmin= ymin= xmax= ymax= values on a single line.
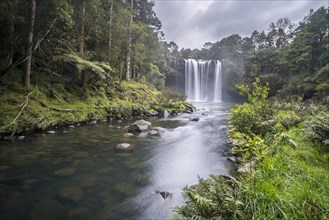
xmin=123 ymin=133 xmax=134 ymax=137
xmin=30 ymin=200 xmax=66 ymax=220
xmin=114 ymin=143 xmax=134 ymax=151
xmin=57 ymin=186 xmax=84 ymax=202
xmin=226 ymin=157 xmax=237 ymax=163
xmin=128 ymin=120 xmax=152 ymax=132
xmin=150 ymin=111 xmax=159 ymax=116
xmin=155 ymin=191 xmax=172 ymax=200
xmin=190 ymin=117 xmax=199 ymax=122
xmin=46 ymin=131 xmax=56 ymax=134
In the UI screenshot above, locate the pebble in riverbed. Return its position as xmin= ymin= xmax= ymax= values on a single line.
xmin=29 ymin=200 xmax=67 ymax=220
xmin=114 ymin=143 xmax=134 ymax=151
xmin=57 ymin=186 xmax=84 ymax=202
xmin=80 ymin=177 xmax=98 ymax=188
xmin=54 ymin=167 xmax=76 ymax=177
xmin=74 ymin=151 xmax=89 ymax=159
xmin=68 ymin=208 xmax=90 ymax=220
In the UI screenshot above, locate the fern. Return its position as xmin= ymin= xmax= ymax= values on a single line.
xmin=306 ymin=112 xmax=329 ymax=145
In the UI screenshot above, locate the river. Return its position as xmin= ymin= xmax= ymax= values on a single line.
xmin=0 ymin=102 xmax=234 ymax=220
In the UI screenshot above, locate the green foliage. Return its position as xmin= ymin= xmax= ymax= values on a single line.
xmin=229 ymin=103 xmax=258 ymax=135
xmin=274 ymin=110 xmax=301 ymax=129
xmin=174 ymin=175 xmax=244 ymax=220
xmin=306 ymin=112 xmax=329 ymax=145
xmin=228 ymin=128 xmax=267 ymax=160
xmin=229 ymin=78 xmax=270 ymax=135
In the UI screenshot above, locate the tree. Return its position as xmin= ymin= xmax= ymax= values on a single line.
xmin=23 ymin=0 xmax=36 ymax=87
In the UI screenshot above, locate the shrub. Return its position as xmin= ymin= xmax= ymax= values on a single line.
xmin=229 ymin=103 xmax=258 ymax=135
xmin=305 ymin=112 xmax=329 ymax=145
xmin=274 ymin=110 xmax=301 ymax=129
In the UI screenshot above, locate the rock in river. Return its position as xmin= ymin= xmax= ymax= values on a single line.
xmin=57 ymin=186 xmax=84 ymax=202
xmin=115 ymin=143 xmax=134 ymax=151
xmin=68 ymin=208 xmax=90 ymax=220
xmin=190 ymin=117 xmax=200 ymax=122
xmin=54 ymin=167 xmax=76 ymax=177
xmin=155 ymin=191 xmax=172 ymax=200
xmin=30 ymin=200 xmax=66 ymax=220
xmin=128 ymin=120 xmax=152 ymax=132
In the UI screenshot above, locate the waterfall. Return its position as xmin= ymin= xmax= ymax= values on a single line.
xmin=185 ymin=59 xmax=222 ymax=102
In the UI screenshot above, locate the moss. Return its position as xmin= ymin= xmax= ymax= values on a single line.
xmin=0 ymin=72 xmax=192 ymax=135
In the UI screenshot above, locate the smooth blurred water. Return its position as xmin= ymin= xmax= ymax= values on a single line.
xmin=0 ymin=102 xmax=233 ymax=220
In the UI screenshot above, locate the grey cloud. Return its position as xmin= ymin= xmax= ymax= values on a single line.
xmin=154 ymin=0 xmax=327 ymax=49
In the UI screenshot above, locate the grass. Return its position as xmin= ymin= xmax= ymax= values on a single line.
xmin=175 ymin=100 xmax=329 ymax=219
xmin=0 ymin=70 xmax=193 ymax=135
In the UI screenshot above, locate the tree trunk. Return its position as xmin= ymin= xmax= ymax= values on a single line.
xmin=125 ymin=0 xmax=133 ymax=81
xmin=6 ymin=19 xmax=15 ymax=67
xmin=23 ymin=0 xmax=36 ymax=87
xmin=108 ymin=1 xmax=113 ymax=63
xmin=79 ymin=0 xmax=86 ymax=88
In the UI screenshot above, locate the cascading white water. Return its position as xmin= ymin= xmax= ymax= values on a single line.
xmin=185 ymin=59 xmax=222 ymax=102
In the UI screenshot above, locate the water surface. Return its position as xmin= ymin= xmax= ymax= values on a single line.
xmin=0 ymin=102 xmax=233 ymax=220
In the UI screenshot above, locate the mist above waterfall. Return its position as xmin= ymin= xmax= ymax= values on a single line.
xmin=185 ymin=59 xmax=222 ymax=102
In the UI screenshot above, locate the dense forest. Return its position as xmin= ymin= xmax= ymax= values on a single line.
xmin=0 ymin=0 xmax=328 ymax=219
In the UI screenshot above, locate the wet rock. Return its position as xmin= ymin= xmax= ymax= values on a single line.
xmin=80 ymin=177 xmax=98 ymax=188
xmin=201 ymin=113 xmax=208 ymax=116
xmin=54 ymin=167 xmax=76 ymax=177
xmin=128 ymin=120 xmax=152 ymax=133
xmin=18 ymin=136 xmax=25 ymax=140
xmin=68 ymin=208 xmax=90 ymax=220
xmin=222 ymin=149 xmax=234 ymax=157
xmin=237 ymin=161 xmax=255 ymax=173
xmin=46 ymin=131 xmax=56 ymax=134
xmin=150 ymin=111 xmax=159 ymax=116
xmin=90 ymin=120 xmax=97 ymax=125
xmin=156 ymin=191 xmax=172 ymax=200
xmin=57 ymin=186 xmax=84 ymax=202
xmin=117 ymin=120 xmax=123 ymax=124
xmin=2 ymin=136 xmax=14 ymax=141
xmin=227 ymin=157 xmax=237 ymax=163
xmin=114 ymin=143 xmax=134 ymax=151
xmin=123 ymin=133 xmax=134 ymax=137
xmin=30 ymin=200 xmax=66 ymax=220
xmin=75 ymin=151 xmax=89 ymax=159
xmin=148 ymin=130 xmax=158 ymax=135
xmin=69 ymin=125 xmax=75 ymax=128
xmin=0 ymin=165 xmax=11 ymax=171
xmin=190 ymin=117 xmax=199 ymax=122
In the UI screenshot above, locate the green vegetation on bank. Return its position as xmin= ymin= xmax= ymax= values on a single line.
xmin=174 ymin=79 xmax=329 ymax=219
xmin=0 ymin=70 xmax=193 ymax=136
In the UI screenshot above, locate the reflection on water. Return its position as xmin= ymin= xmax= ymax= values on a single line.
xmin=0 ymin=102 xmax=233 ymax=220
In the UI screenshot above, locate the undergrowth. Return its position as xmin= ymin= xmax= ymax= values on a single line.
xmin=0 ymin=71 xmax=192 ymax=135
xmin=174 ymin=78 xmax=329 ymax=219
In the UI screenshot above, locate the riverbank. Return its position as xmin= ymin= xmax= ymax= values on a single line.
xmin=174 ymin=79 xmax=329 ymax=219
xmin=0 ymin=71 xmax=194 ymax=138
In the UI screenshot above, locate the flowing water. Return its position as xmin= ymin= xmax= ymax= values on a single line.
xmin=185 ymin=59 xmax=222 ymax=102
xmin=0 ymin=102 xmax=233 ymax=220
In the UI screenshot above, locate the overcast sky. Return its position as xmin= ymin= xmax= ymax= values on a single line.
xmin=154 ymin=0 xmax=327 ymax=49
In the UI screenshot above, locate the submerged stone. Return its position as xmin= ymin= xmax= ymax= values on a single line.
xmin=80 ymin=177 xmax=98 ymax=188
xmin=54 ymin=167 xmax=76 ymax=177
xmin=75 ymin=151 xmax=89 ymax=159
xmin=57 ymin=186 xmax=84 ymax=202
xmin=115 ymin=143 xmax=134 ymax=151
xmin=190 ymin=117 xmax=199 ymax=122
xmin=68 ymin=208 xmax=90 ymax=220
xmin=29 ymin=200 xmax=66 ymax=220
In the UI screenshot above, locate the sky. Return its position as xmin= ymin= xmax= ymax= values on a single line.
xmin=153 ymin=0 xmax=328 ymax=49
